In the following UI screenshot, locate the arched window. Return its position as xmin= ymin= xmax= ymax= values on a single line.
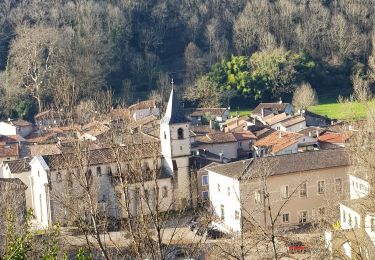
xmin=97 ymin=166 xmax=102 ymax=177
xmin=177 ymin=128 xmax=184 ymax=139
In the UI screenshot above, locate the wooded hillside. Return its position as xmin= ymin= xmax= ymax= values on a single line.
xmin=0 ymin=0 xmax=374 ymax=119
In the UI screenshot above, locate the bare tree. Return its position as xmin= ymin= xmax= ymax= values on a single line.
xmin=292 ymin=82 xmax=319 ymax=111
xmin=184 ymin=76 xmax=222 ymax=108
xmin=351 ymin=68 xmax=371 ymax=102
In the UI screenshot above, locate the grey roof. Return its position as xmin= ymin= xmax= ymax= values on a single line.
xmin=161 ymin=87 xmax=187 ymax=124
xmin=0 ymin=177 xmax=27 ymax=190
xmin=252 ymin=103 xmax=291 ymax=116
xmin=5 ymin=158 xmax=31 ymax=173
xmin=340 ymin=197 xmax=371 ymax=215
xmin=208 ymin=148 xmax=350 ymax=179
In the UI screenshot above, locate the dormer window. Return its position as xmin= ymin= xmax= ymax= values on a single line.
xmin=177 ymin=128 xmax=184 ymax=139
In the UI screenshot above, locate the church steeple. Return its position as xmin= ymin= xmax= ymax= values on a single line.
xmin=161 ymin=80 xmax=187 ymax=124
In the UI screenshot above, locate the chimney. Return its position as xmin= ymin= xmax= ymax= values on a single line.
xmin=209 ymin=120 xmax=213 ymax=129
xmin=279 ymin=131 xmax=282 ymax=138
xmin=219 ymin=152 xmax=223 ymax=162
xmin=316 ymin=130 xmax=320 ymax=137
xmin=236 ymin=111 xmax=240 ymax=118
xmin=261 ymin=108 xmax=264 ymax=118
xmin=279 ymin=97 xmax=282 ymax=104
xmin=309 ymin=131 xmax=312 ymax=137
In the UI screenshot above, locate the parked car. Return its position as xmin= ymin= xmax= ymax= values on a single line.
xmin=287 ymin=241 xmax=307 ymax=253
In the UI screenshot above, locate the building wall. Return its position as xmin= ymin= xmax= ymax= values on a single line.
xmin=2 ymin=166 xmax=34 ymax=211
xmin=0 ymin=122 xmax=17 ymax=136
xmin=133 ymin=108 xmax=160 ymax=121
xmin=208 ymin=170 xmax=241 ymax=233
xmin=192 ymin=142 xmax=238 ymax=159
xmin=340 ymin=204 xmax=361 ymax=229
xmin=349 ymin=174 xmax=370 ymax=200
xmin=30 ymin=158 xmax=50 ymax=228
xmin=285 ymin=121 xmax=306 ymax=132
xmin=238 ymin=166 xmax=349 ymax=230
xmin=364 ymin=214 xmax=375 ymax=243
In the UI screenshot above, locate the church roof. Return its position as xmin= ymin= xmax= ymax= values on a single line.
xmin=161 ymin=87 xmax=187 ymax=124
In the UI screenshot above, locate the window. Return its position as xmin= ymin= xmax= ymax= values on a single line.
xmin=255 ymin=190 xmax=262 ymax=204
xmin=202 ymin=191 xmax=209 ymax=200
xmin=56 ymin=172 xmax=62 ymax=183
xmin=39 ymin=194 xmax=43 ymax=222
xmin=282 ymin=213 xmax=290 ymax=223
xmin=354 ymin=216 xmax=358 ymax=228
xmin=227 ymin=187 xmax=231 ymax=196
xmin=220 ymin=204 xmax=225 ymax=220
xmin=281 ymin=185 xmax=289 ymax=199
xmin=177 ymin=128 xmax=184 ymax=139
xmin=335 ymin=178 xmax=342 ymax=193
xmin=356 ymin=182 xmax=359 ymax=189
xmin=343 ymin=210 xmax=346 ymax=222
xmin=144 ymin=189 xmax=149 ymax=201
xmin=172 ymin=160 xmax=178 ymax=172
xmin=38 ymin=170 xmax=40 ymax=177
xmin=299 ymin=211 xmax=307 ymax=223
xmin=107 ymin=166 xmax=112 ymax=176
xmin=348 ymin=214 xmax=352 ymax=226
xmin=217 ymin=184 xmax=221 ymax=192
xmin=180 ymin=146 xmax=182 ymax=150
xmin=300 ymin=182 xmax=307 ymax=197
xmin=86 ymin=170 xmax=93 ymax=185
xmin=164 ymin=131 xmax=167 ymax=139
xmin=235 ymin=210 xmax=240 ymax=220
xmin=371 ymin=218 xmax=375 ymax=232
xmin=202 ymin=175 xmax=209 ymax=186
xmin=318 ymin=181 xmax=325 ymax=194
xmin=162 ymin=186 xmax=168 ymax=198
xmin=319 ymin=207 xmax=325 ymax=216
xmin=97 ymin=166 xmax=102 ymax=177
xmin=352 ymin=180 xmax=354 ymax=187
xmin=238 ymin=142 xmax=242 ymax=148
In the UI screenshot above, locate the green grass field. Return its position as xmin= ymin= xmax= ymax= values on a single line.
xmin=230 ymin=101 xmax=369 ymax=121
xmin=230 ymin=109 xmax=252 ymax=117
xmin=308 ymin=102 xmax=368 ymax=120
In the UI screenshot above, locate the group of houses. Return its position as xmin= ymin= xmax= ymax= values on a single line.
xmin=0 ymin=86 xmax=370 ymax=258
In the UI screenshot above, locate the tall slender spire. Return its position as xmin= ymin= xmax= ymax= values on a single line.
xmin=161 ymin=80 xmax=187 ymax=124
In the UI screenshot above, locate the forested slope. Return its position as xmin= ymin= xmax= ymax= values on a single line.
xmin=0 ymin=0 xmax=374 ymax=120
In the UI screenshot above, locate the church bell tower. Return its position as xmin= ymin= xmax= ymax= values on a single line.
xmin=160 ymin=81 xmax=191 ymax=209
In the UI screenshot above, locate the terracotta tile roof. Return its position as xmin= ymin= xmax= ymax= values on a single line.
xmin=264 ymin=113 xmax=291 ymax=126
xmin=0 ymin=135 xmax=26 ymax=144
xmin=4 ymin=158 xmax=31 ymax=173
xmin=340 ymin=197 xmax=374 ymax=215
xmin=84 ymin=124 xmax=110 ymax=137
xmin=190 ymin=125 xmax=218 ymax=135
xmin=128 ymin=99 xmax=156 ymax=111
xmin=225 ymin=116 xmax=250 ymax=127
xmin=43 ymin=141 xmax=160 ymax=171
xmin=128 ymin=115 xmax=158 ymax=129
xmin=26 ymin=132 xmax=57 ymax=144
xmin=34 ymin=109 xmax=63 ymax=120
xmin=0 ymin=143 xmax=19 ymax=158
xmin=232 ymin=131 xmax=256 ymax=141
xmin=254 ymin=131 xmax=303 ymax=154
xmin=195 ymin=132 xmax=237 ymax=144
xmin=109 ymin=108 xmax=131 ymax=121
xmin=252 ymin=103 xmax=291 ymax=116
xmin=318 ymin=131 xmax=353 ymax=144
xmin=208 ymin=148 xmax=349 ymax=179
xmin=29 ymin=144 xmax=62 ymax=156
xmin=8 ymin=119 xmax=32 ymax=127
xmin=298 ymin=127 xmax=326 ymax=138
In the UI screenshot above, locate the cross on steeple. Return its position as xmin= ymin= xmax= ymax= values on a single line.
xmin=171 ymin=77 xmax=174 ymax=88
